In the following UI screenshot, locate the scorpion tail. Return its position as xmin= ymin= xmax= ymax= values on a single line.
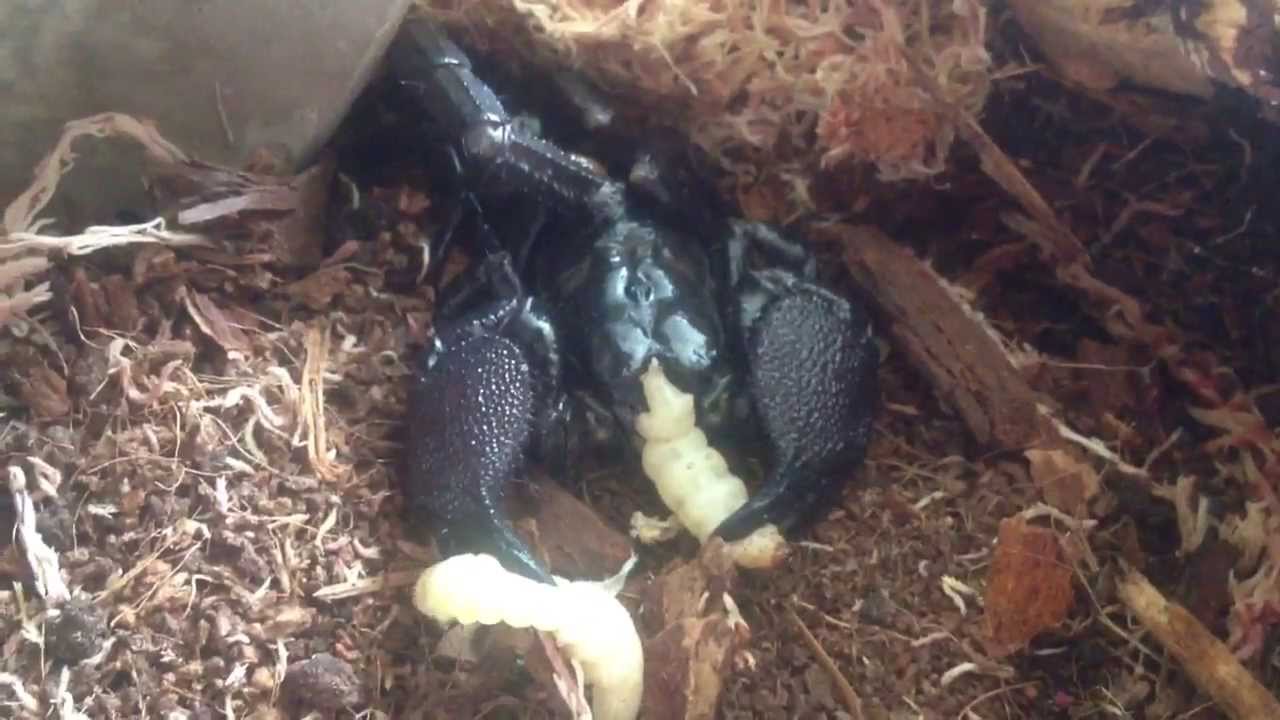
xmin=386 ymin=16 xmax=609 ymax=209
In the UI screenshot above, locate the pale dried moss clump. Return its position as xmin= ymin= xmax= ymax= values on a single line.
xmin=417 ymin=0 xmax=993 ymax=199
xmin=0 ymin=113 xmax=203 ymax=330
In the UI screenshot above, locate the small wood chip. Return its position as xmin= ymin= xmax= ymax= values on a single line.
xmin=982 ymin=515 xmax=1074 ymax=658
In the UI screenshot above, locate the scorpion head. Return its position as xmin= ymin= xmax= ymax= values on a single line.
xmin=561 ymin=216 xmax=732 ymax=435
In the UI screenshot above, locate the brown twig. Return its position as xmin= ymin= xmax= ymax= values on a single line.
xmin=786 ymin=605 xmax=865 ymax=720
xmin=1115 ymin=566 xmax=1280 ymax=720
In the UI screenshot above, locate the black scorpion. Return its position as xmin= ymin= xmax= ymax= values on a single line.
xmin=385 ymin=18 xmax=880 ymax=583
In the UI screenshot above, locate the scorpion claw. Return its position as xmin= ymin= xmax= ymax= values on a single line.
xmin=715 ymin=271 xmax=879 ymax=542
xmin=404 ymin=255 xmax=559 ymax=584
xmin=435 ymin=510 xmax=554 ymax=585
xmin=710 ymin=459 xmax=839 ymax=541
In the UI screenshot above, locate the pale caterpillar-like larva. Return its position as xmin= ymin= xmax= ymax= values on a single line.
xmin=632 ymin=359 xmax=787 ymax=568
xmin=413 ymin=553 xmax=643 ymax=720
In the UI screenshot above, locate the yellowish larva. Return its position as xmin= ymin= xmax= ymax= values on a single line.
xmin=412 ymin=553 xmax=643 ymax=720
xmin=634 ymin=359 xmax=787 ymax=568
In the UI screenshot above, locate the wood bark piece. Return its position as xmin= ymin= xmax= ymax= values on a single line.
xmin=508 ymin=481 xmax=635 ymax=580
xmin=640 ymin=540 xmax=738 ymax=636
xmin=148 ymin=155 xmax=336 ymax=269
xmin=982 ymin=516 xmax=1075 ymax=658
xmin=642 ymin=614 xmax=739 ymax=720
xmin=904 ymin=50 xmax=1183 ymax=345
xmin=1009 ymin=0 xmax=1280 ymax=107
xmin=1007 ymin=0 xmax=1213 ymax=98
xmin=637 ymin=540 xmax=743 ymax=718
xmin=832 ymin=224 xmax=1043 ymax=449
xmin=1116 ymin=566 xmax=1280 ymax=720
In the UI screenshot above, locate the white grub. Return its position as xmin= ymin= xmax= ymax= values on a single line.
xmin=634 ymin=359 xmax=787 ymax=569
xmin=412 ymin=553 xmax=643 ymax=720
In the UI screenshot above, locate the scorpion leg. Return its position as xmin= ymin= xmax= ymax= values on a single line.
xmin=386 ymin=18 xmax=617 ymax=215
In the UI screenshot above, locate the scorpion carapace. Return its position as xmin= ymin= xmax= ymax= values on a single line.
xmin=388 ymin=17 xmax=880 ymax=582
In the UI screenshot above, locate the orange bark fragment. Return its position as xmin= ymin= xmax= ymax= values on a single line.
xmin=983 ymin=515 xmax=1075 ymax=658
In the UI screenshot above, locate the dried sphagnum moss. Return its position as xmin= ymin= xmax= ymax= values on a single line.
xmin=415 ymin=0 xmax=993 ymax=204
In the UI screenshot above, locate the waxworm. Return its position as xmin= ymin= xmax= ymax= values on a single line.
xmin=633 ymin=359 xmax=787 ymax=568
xmin=413 ymin=553 xmax=643 ymax=720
